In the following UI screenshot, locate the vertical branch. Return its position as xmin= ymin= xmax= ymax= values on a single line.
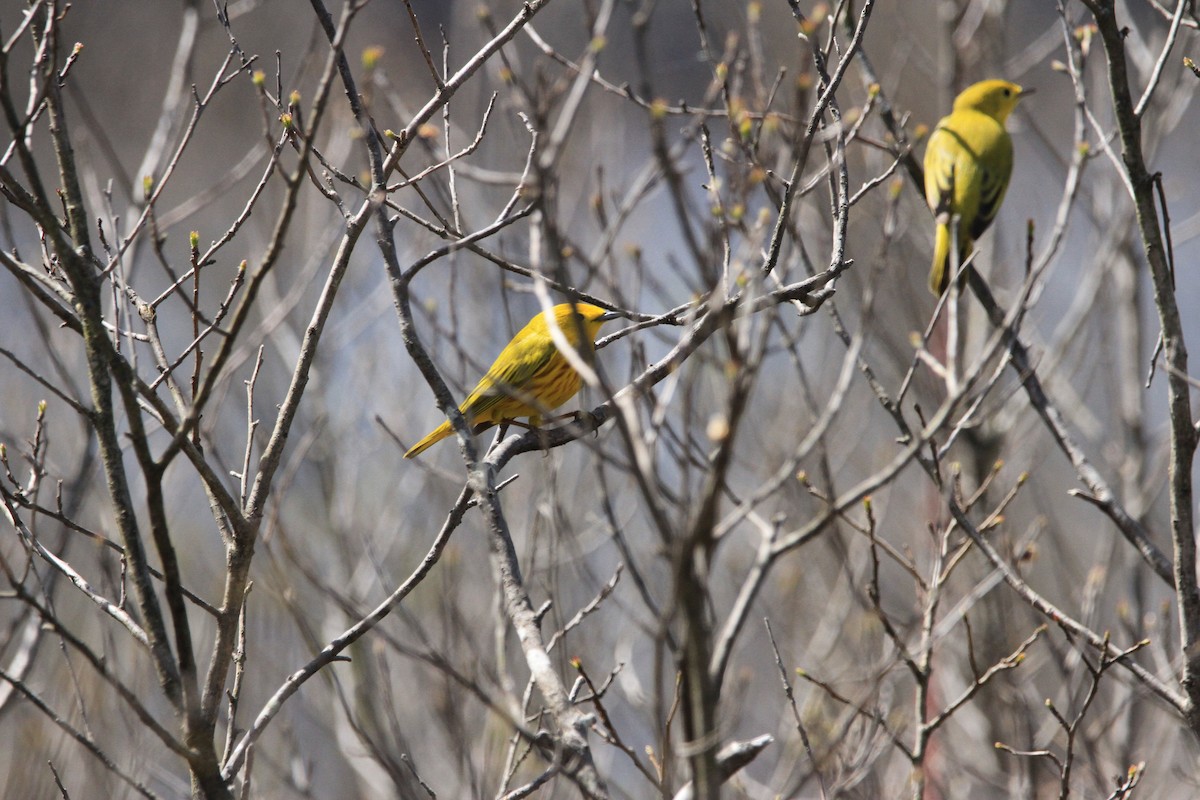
xmin=34 ymin=0 xmax=183 ymax=712
xmin=1083 ymin=0 xmax=1199 ymax=730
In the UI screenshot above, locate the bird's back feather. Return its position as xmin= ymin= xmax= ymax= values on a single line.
xmin=404 ymin=303 xmax=611 ymax=458
xmin=924 ymin=100 xmax=1016 ymax=294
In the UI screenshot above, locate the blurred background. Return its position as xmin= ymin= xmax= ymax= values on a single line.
xmin=1 ymin=0 xmax=1198 ymax=797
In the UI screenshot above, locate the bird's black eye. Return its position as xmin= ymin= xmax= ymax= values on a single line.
xmin=1003 ymin=88 xmax=1012 ymax=97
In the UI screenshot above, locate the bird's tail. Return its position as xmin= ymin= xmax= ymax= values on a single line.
xmin=929 ymin=222 xmax=951 ymax=295
xmin=928 ymin=223 xmax=973 ymax=296
xmin=404 ymin=419 xmax=453 ymax=459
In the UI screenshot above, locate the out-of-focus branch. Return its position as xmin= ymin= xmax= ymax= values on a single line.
xmin=221 ymin=484 xmax=469 ymax=781
xmin=965 ymin=269 xmax=1173 ymax=585
xmin=818 ymin=248 xmax=1187 ymax=715
xmin=669 ymin=734 xmax=774 ymax=800
xmin=0 ymin=667 xmax=157 ymax=799
xmin=1083 ymin=0 xmax=1200 ymax=730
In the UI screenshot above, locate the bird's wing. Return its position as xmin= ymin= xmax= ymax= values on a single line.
xmin=925 ymin=117 xmax=1012 ymax=232
xmin=461 ymin=332 xmax=556 ymax=421
xmin=969 ymin=134 xmax=1014 ymax=239
xmin=923 ymin=126 xmax=959 ymax=220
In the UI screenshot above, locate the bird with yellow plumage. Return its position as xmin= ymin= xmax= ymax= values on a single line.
xmin=404 ymin=302 xmax=618 ymax=458
xmin=924 ymin=79 xmax=1031 ymax=294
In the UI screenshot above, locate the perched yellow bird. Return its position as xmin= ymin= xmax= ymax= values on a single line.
xmin=404 ymin=302 xmax=618 ymax=458
xmin=924 ymin=79 xmax=1030 ymax=294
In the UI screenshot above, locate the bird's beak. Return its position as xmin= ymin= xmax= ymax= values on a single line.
xmin=1018 ymin=87 xmax=1035 ymax=97
xmin=600 ymin=311 xmax=623 ymax=322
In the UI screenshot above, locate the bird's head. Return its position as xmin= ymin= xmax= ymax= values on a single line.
xmin=548 ymin=302 xmax=620 ymax=345
xmin=952 ymin=79 xmax=1031 ymax=123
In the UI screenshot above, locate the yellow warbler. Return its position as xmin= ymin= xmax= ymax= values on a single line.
xmin=404 ymin=303 xmax=617 ymax=458
xmin=924 ymin=79 xmax=1030 ymax=294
